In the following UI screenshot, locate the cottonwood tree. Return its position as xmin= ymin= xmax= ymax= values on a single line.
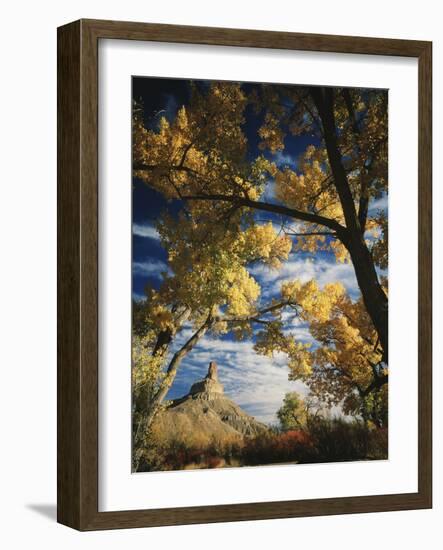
xmin=132 ymin=208 xmax=296 ymax=449
xmin=133 ymin=82 xmax=388 ymax=371
xmin=255 ymin=280 xmax=388 ymax=426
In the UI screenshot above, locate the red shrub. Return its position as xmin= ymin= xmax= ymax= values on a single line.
xmin=206 ymin=456 xmax=222 ymax=468
xmin=279 ymin=430 xmax=313 ymax=447
xmin=242 ymin=429 xmax=315 ymax=465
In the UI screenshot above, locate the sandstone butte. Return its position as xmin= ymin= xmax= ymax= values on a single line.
xmin=151 ymin=362 xmax=267 ymax=447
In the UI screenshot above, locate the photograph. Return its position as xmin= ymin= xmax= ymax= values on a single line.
xmin=131 ymin=77 xmax=389 ymax=473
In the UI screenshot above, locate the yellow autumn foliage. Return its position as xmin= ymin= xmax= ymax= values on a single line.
xmin=255 ymin=277 xmax=385 ymax=415
xmin=132 ymin=82 xmax=389 ymax=423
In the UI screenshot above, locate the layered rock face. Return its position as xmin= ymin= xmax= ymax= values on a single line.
xmin=188 ymin=361 xmax=224 ymax=396
xmin=152 ymin=362 xmax=266 ymax=446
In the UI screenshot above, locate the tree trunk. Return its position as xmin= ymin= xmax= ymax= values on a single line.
xmin=346 ymin=234 xmax=389 ymax=362
xmin=143 ymin=314 xmax=214 ymax=433
xmin=310 ymin=87 xmax=388 ymax=363
xmin=151 ymin=306 xmax=191 ymax=357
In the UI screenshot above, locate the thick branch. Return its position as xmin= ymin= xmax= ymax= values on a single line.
xmin=164 ymin=315 xmax=213 ymax=379
xmin=151 ymin=307 xmax=191 ymax=357
xmin=342 ymin=89 xmax=369 ymax=233
xmin=309 ymin=87 xmax=360 ymax=235
xmin=361 ymin=374 xmax=388 ymax=397
xmin=285 ymin=230 xmax=337 ymax=238
xmin=143 ymin=313 xmax=214 ymax=432
xmin=134 ymin=161 xmax=347 ymax=236
xmin=342 ymin=89 xmax=359 ymax=136
xmin=222 ymin=299 xmax=297 ymax=325
xmin=309 ymin=87 xmax=388 ymax=361
xmin=181 ymin=193 xmax=347 ymax=236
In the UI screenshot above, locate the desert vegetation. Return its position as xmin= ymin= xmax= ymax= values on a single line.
xmin=136 ymin=403 xmax=388 ymax=472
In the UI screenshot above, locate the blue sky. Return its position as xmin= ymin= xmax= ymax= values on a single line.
xmin=132 ymin=77 xmax=387 ymax=424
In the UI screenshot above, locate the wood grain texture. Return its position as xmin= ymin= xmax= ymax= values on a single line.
xmin=83 ymin=18 xmax=428 ymax=57
xmin=57 ymin=20 xmax=81 ymax=528
xmin=417 ymin=42 xmax=432 ymax=506
xmin=57 ymin=19 xmax=432 ymax=531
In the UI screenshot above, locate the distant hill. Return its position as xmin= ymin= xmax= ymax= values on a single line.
xmin=152 ymin=362 xmax=267 ymax=447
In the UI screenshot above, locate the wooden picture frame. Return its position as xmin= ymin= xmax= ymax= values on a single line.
xmin=57 ymin=19 xmax=432 ymax=530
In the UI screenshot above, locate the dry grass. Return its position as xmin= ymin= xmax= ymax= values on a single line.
xmin=135 ymin=418 xmax=388 ymax=472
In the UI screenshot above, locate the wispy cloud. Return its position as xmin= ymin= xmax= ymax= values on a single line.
xmin=262 ymin=179 xmax=277 ymax=202
xmin=272 ymin=151 xmax=297 ymax=169
xmin=132 ymin=292 xmax=147 ymax=302
xmin=161 ymin=255 xmax=356 ymax=423
xmin=251 ymin=256 xmax=359 ymax=297
xmin=368 ymin=194 xmax=388 ymax=214
xmin=133 ymin=223 xmax=161 ymax=240
xmin=133 ymin=259 xmax=169 ymax=279
xmin=163 ymin=93 xmax=179 ymax=122
xmin=169 ymin=334 xmax=308 ymax=424
xmin=259 ymin=153 xmax=297 ymax=204
xmin=280 ymin=312 xmax=316 ymax=341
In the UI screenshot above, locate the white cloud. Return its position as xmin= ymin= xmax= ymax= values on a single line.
xmin=251 ymin=256 xmax=359 ymax=297
xmin=262 ymin=179 xmax=277 ymax=202
xmin=171 ymin=333 xmax=308 ymax=424
xmin=260 ymin=153 xmax=297 ymax=203
xmin=272 ymin=151 xmax=297 ymax=169
xmin=133 ymin=259 xmax=169 ymax=278
xmin=163 ymin=93 xmax=179 ymax=121
xmin=133 ymin=223 xmax=161 ymax=240
xmin=368 ymin=194 xmax=388 ymax=213
xmin=280 ymin=312 xmax=316 ymax=342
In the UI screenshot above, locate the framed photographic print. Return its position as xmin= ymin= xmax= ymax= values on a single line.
xmin=57 ymin=19 xmax=432 ymax=530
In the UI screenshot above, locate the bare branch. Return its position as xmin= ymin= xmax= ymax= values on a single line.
xmin=285 ymin=230 xmax=337 ymax=238
xmin=181 ymin=193 xmax=347 ymax=236
xmin=221 ymin=299 xmax=298 ymax=325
